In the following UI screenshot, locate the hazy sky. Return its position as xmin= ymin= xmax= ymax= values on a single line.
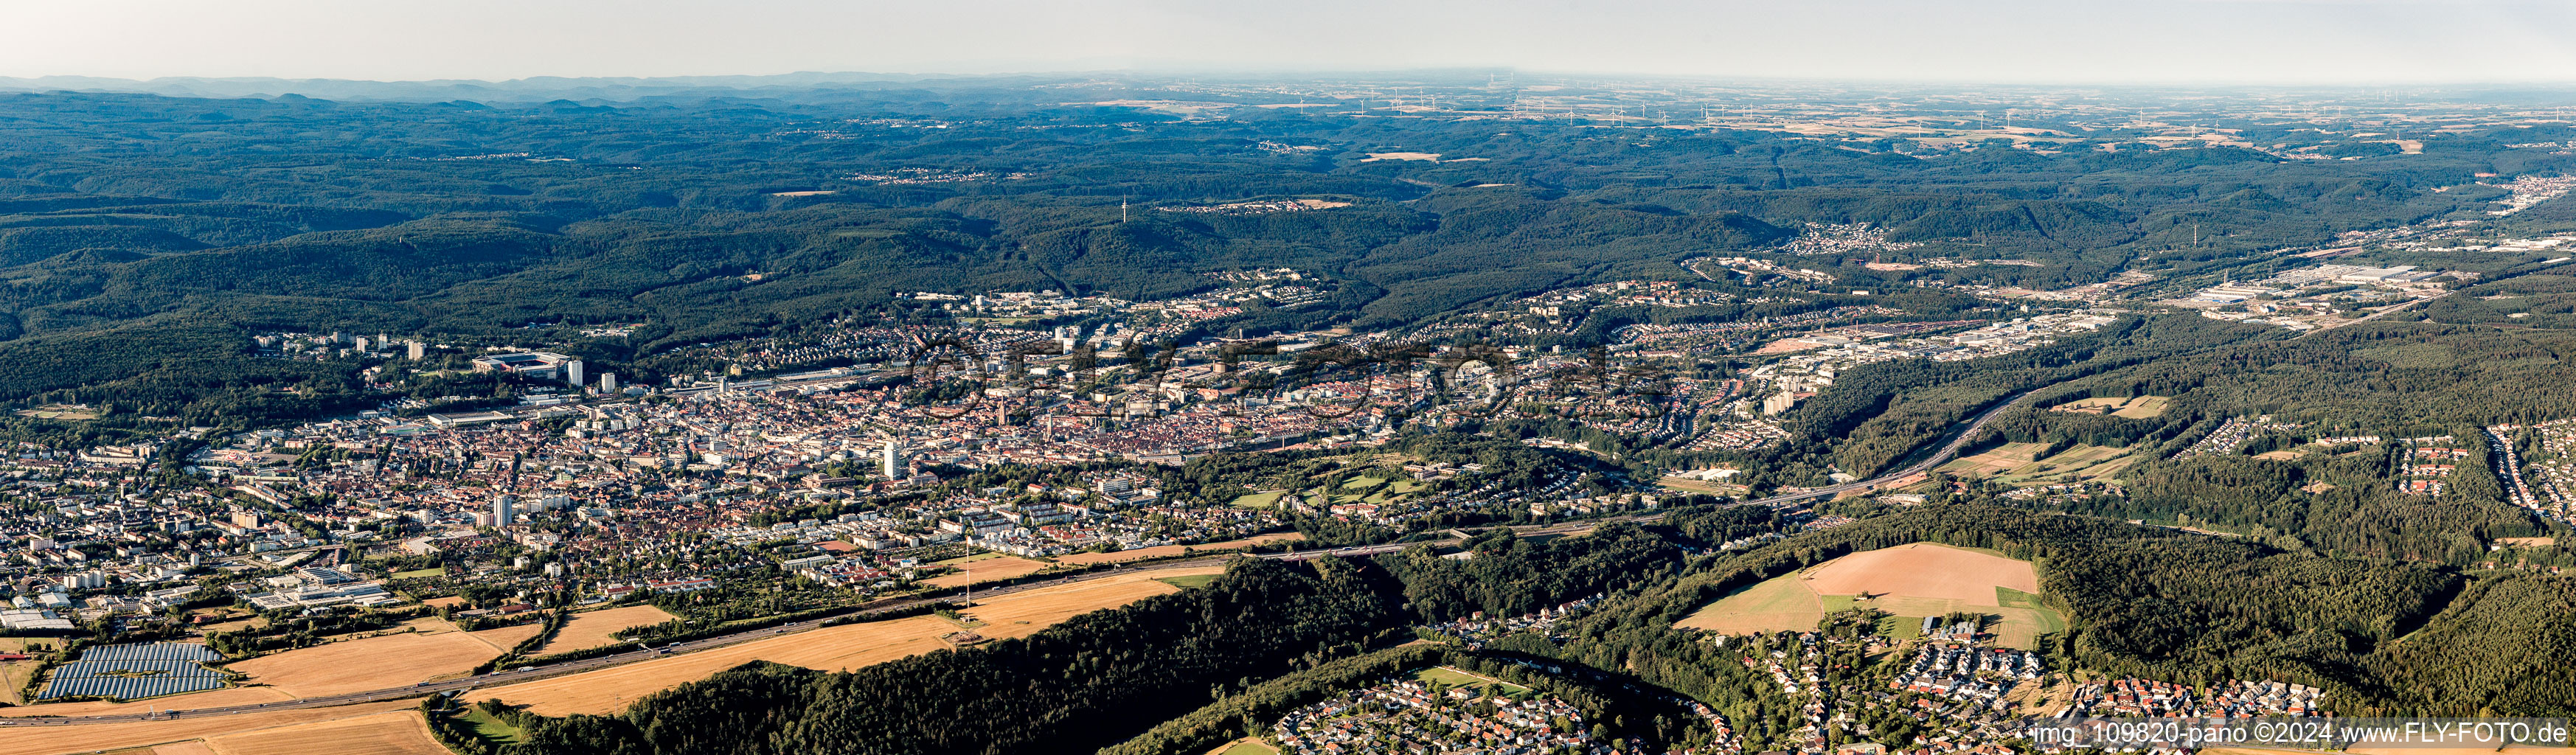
xmin=6 ymin=0 xmax=2575 ymax=85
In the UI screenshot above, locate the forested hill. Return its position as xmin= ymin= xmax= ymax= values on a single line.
xmin=2 ymin=82 xmax=2570 ymax=434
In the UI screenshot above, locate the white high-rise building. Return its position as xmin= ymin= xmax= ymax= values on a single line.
xmin=408 ymin=341 xmax=426 ymax=361
xmin=493 ymin=495 xmax=516 ymax=526
xmin=883 ymin=439 xmax=903 ymax=479
xmin=598 ymin=372 xmax=619 ymax=394
xmin=564 ymin=359 xmax=584 ymax=389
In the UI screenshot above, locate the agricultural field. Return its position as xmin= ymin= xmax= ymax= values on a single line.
xmin=190 ymin=612 xmax=266 ymax=635
xmin=0 ymin=700 xmax=421 ymax=755
xmin=1941 ymin=442 xmax=2134 ymax=486
xmin=1656 ymin=475 xmax=1749 ymax=497
xmin=1676 ymin=543 xmax=2066 ymax=650
xmin=224 ymin=618 xmax=510 ymax=697
xmin=1154 ymin=574 xmax=1221 ymax=590
xmin=1673 ymin=572 xmax=1825 ymax=634
xmin=920 ymin=554 xmax=1051 ymax=588
xmin=466 ymin=621 xmax=549 ymax=653
xmin=190 ymin=709 xmax=445 ymax=755
xmin=1939 ymin=442 xmax=2054 ymax=476
xmin=2049 ymin=395 xmax=2170 ymax=419
xmin=1052 ymin=532 xmax=1303 ymax=565
xmin=472 ymin=564 xmax=1222 ymax=716
xmin=530 ymin=605 xmax=679 ymax=656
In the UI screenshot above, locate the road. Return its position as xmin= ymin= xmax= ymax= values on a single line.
xmin=2294 ymin=291 xmax=2448 ymax=339
xmin=1740 ymin=388 xmax=2037 ymax=506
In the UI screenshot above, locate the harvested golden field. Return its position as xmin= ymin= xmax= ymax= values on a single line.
xmin=1803 ymin=543 xmax=2037 ymax=602
xmin=1055 ymin=533 xmax=1304 ymax=565
xmin=1677 ymin=543 xmax=2065 ymax=649
xmin=0 ymin=700 xmax=416 ymax=755
xmin=195 ymin=709 xmax=443 ymax=755
xmin=533 ymin=605 xmax=678 ymax=655
xmin=2049 ymin=395 xmax=2170 ymax=418
xmin=226 ymin=619 xmax=502 ymax=697
xmin=1939 ymin=442 xmax=2052 ymax=476
xmin=476 ymin=565 xmax=1220 ymax=716
xmin=465 ymin=621 xmax=546 ymax=652
xmin=920 ymin=554 xmax=1051 ymax=588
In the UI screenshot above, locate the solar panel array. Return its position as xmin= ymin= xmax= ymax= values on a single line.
xmin=76 ymin=643 xmax=223 ymax=662
xmin=35 ymin=643 xmax=230 ymax=700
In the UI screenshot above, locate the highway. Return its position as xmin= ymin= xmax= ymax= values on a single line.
xmin=4 ymin=389 xmax=2032 ymax=727
xmin=2294 ymin=291 xmax=2448 ymax=340
xmin=1738 ymin=387 xmax=2038 ymax=506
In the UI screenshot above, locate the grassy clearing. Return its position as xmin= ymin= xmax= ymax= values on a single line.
xmin=1412 ymin=666 xmax=1530 ymax=695
xmin=1215 ymin=740 xmax=1281 ymax=755
xmin=459 ymin=708 xmax=524 ymax=745
xmin=15 ymin=404 xmax=99 ymax=420
xmin=931 ymin=552 xmax=1006 ymax=566
xmin=0 ymin=662 xmax=38 ymax=705
xmin=1229 ymin=490 xmax=1286 ymax=509
xmin=1154 ymin=574 xmax=1221 ymax=590
xmin=2111 ymin=395 xmax=2172 ymax=418
xmin=1996 ymin=586 xmax=2046 ymax=609
xmin=1875 ymin=614 xmax=1925 ymax=641
xmin=391 ymin=567 xmax=448 ymax=580
xmin=0 ymin=639 xmax=58 ymax=653
xmin=1675 ymin=573 xmax=1824 ymax=633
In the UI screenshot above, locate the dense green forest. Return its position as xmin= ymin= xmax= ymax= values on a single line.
xmin=4 ymin=83 xmax=2571 ymax=439
xmin=1945 ymin=321 xmax=2576 ymax=560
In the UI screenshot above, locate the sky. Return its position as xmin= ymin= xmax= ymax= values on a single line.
xmin=5 ymin=0 xmax=2575 ymax=85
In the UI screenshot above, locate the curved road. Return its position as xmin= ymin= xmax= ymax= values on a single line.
xmin=7 ymin=389 xmax=2035 ymax=727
